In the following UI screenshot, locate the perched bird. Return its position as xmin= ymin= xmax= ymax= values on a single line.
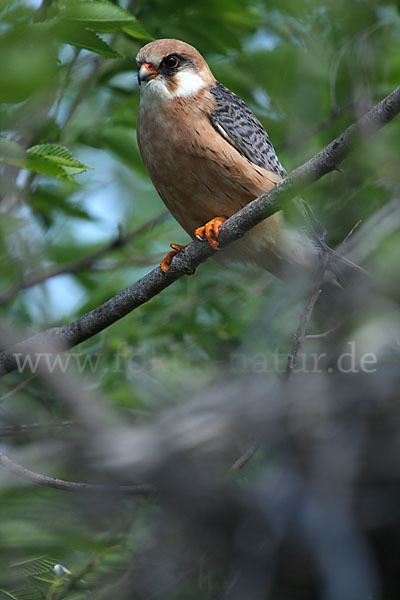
xmin=136 ymin=39 xmax=362 ymax=287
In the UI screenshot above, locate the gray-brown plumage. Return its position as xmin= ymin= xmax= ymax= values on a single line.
xmin=210 ymin=82 xmax=287 ymax=177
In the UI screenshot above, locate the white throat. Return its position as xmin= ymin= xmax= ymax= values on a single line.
xmin=140 ymin=70 xmax=206 ymax=105
xmin=172 ymin=71 xmax=207 ymax=97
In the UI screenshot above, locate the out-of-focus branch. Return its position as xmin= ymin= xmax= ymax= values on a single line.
xmin=232 ymin=253 xmax=329 ymax=471
xmin=285 ymin=255 xmax=329 ymax=379
xmin=0 ymin=452 xmax=155 ymax=495
xmin=0 ymin=85 xmax=399 ymax=377
xmin=0 ymin=212 xmax=167 ymax=307
xmin=231 ymin=438 xmax=262 ymax=471
xmin=232 ymin=219 xmax=361 ymax=469
xmin=0 ymin=374 xmax=36 ymax=402
xmin=60 ymin=56 xmax=103 ymax=132
xmin=0 ymin=421 xmax=73 ymax=437
xmin=90 ymin=254 xmax=163 ymax=270
xmin=285 ymin=217 xmax=364 ymax=377
xmin=53 ymin=48 xmax=82 ymax=123
xmin=277 ymin=101 xmax=356 ymax=150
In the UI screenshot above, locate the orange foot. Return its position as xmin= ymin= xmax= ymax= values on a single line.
xmin=194 ymin=217 xmax=227 ymax=249
xmin=160 ymin=243 xmax=192 ymax=273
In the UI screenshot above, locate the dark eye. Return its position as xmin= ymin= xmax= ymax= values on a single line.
xmin=161 ymin=55 xmax=179 ymax=69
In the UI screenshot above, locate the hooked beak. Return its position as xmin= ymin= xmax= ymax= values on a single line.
xmin=138 ymin=62 xmax=159 ymax=86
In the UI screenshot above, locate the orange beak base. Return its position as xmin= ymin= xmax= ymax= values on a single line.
xmin=138 ymin=62 xmax=159 ymax=85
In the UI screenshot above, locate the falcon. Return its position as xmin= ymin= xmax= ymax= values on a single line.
xmin=136 ymin=39 xmax=361 ymax=286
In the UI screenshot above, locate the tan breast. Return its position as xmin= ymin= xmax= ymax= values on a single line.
xmin=137 ymin=90 xmax=281 ymax=238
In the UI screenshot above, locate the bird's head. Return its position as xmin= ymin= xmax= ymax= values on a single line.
xmin=136 ymin=39 xmax=214 ymax=102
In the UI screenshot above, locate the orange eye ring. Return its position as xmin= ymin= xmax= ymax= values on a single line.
xmin=161 ymin=55 xmax=179 ymax=69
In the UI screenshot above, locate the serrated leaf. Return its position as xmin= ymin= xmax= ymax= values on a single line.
xmin=25 ymin=157 xmax=75 ymax=182
xmin=11 ymin=556 xmax=58 ymax=576
xmin=29 ymin=17 xmax=121 ymax=58
xmin=26 ymin=145 xmax=91 ymax=175
xmin=59 ymin=1 xmax=152 ymax=39
xmin=122 ymin=21 xmax=153 ymax=41
xmin=54 ymin=22 xmax=122 ymax=58
xmin=0 ymin=139 xmax=90 ymax=182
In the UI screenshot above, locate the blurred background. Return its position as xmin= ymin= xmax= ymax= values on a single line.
xmin=0 ymin=0 xmax=400 ymax=598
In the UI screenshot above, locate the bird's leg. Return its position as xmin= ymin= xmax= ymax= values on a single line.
xmin=160 ymin=243 xmax=192 ymax=273
xmin=194 ymin=217 xmax=227 ymax=249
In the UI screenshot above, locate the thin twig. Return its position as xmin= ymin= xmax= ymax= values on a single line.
xmin=0 ymin=212 xmax=167 ymax=306
xmin=231 ymin=438 xmax=263 ymax=471
xmin=303 ymin=325 xmax=339 ymax=340
xmin=285 ymin=214 xmax=363 ymax=378
xmin=0 ymin=375 xmax=36 ymax=403
xmin=60 ymin=56 xmax=103 ymax=132
xmin=87 ymin=254 xmax=163 ymax=270
xmin=285 ymin=255 xmax=329 ymax=379
xmin=53 ymin=48 xmax=82 ymax=123
xmin=0 ymin=452 xmax=155 ymax=495
xmin=336 ymin=219 xmax=362 ymax=254
xmin=0 ymin=421 xmax=73 ymax=437
xmin=59 ymin=29 xmax=118 ymax=133
xmin=277 ymin=101 xmax=355 ymax=151
xmin=1 ymin=85 xmax=399 ymax=377
xmin=329 ymin=43 xmax=351 ymax=113
xmin=233 ymin=211 xmax=355 ymax=469
xmin=232 ymin=253 xmax=330 ymax=471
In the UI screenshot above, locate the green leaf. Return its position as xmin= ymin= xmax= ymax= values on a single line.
xmin=12 ymin=556 xmax=57 ymax=577
xmin=53 ymin=22 xmax=122 ymax=58
xmin=24 ymin=157 xmax=74 ymax=182
xmin=0 ymin=139 xmax=90 ymax=182
xmin=28 ymin=17 xmax=122 ymax=59
xmin=26 ymin=145 xmax=91 ymax=176
xmin=121 ymin=21 xmax=153 ymax=41
xmin=59 ymin=1 xmax=152 ymax=40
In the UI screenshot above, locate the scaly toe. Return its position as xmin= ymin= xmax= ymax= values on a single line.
xmin=197 ymin=217 xmax=227 ymax=249
xmin=160 ymin=249 xmax=178 ymax=272
xmin=160 ymin=242 xmax=192 ymax=273
xmin=194 ymin=226 xmax=206 ymax=241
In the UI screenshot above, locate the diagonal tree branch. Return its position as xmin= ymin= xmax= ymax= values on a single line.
xmin=0 ymin=85 xmax=399 ymax=377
